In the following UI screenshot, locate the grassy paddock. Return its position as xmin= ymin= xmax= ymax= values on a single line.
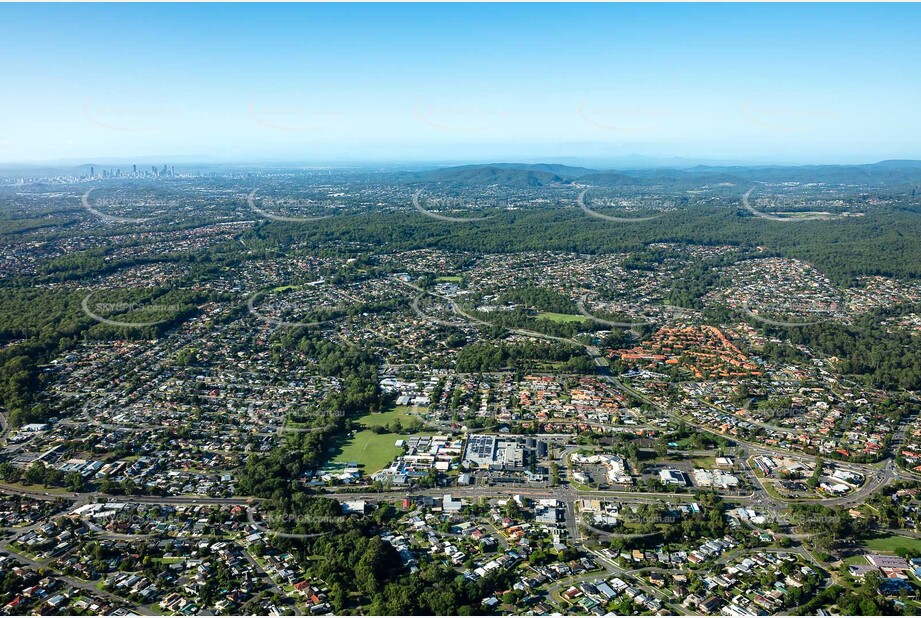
xmin=536 ymin=312 xmax=589 ymax=323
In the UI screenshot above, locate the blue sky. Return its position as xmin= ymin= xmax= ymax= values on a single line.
xmin=1 ymin=3 xmax=919 ymax=165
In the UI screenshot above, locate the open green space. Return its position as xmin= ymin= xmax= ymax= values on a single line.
xmin=436 ymin=275 xmax=463 ymax=283
xmin=844 ymin=554 xmax=870 ymax=566
xmin=568 ymin=479 xmax=594 ymax=492
xmin=153 ymin=556 xmax=184 ymax=565
xmin=690 ymin=456 xmax=717 ymax=468
xmin=536 ymin=312 xmax=589 ymax=323
xmin=330 ymin=430 xmax=405 ymax=473
xmin=328 ymin=405 xmax=429 ymax=472
xmin=862 ymin=534 xmax=921 ymax=554
xmin=760 ymin=481 xmax=786 ymax=501
xmin=357 ymin=405 xmax=417 ymax=428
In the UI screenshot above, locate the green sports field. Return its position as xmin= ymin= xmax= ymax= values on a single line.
xmin=325 ymin=406 xmax=427 ymax=473
xmin=330 ymin=430 xmax=404 ymax=473
xmin=862 ymin=534 xmax=921 ymax=554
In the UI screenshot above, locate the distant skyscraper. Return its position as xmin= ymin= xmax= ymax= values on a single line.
xmin=90 ymin=166 xmax=95 ymax=179
xmin=133 ymin=164 xmax=137 ymax=175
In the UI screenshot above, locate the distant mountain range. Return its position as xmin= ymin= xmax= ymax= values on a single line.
xmin=4 ymin=158 xmax=921 ymax=186
xmin=406 ymin=160 xmax=921 ymax=188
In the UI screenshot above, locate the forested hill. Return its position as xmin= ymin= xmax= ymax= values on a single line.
xmin=249 ymin=202 xmax=921 ymax=283
xmin=402 ymin=160 xmax=921 ymax=188
xmin=404 ymin=165 xmax=570 ymax=188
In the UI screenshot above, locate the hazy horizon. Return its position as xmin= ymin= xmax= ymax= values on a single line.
xmin=3 ymin=152 xmax=921 ymax=173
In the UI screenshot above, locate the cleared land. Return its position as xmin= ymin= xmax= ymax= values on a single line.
xmin=536 ymin=311 xmax=589 ymax=323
